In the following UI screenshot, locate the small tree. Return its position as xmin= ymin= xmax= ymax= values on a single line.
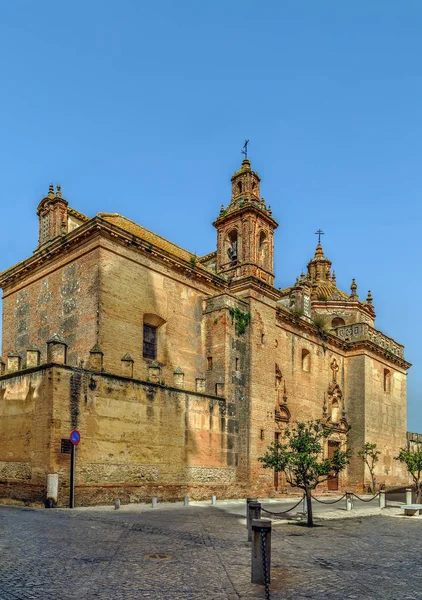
xmin=259 ymin=421 xmax=351 ymax=527
xmin=358 ymin=443 xmax=380 ymax=494
xmin=395 ymin=443 xmax=422 ymax=502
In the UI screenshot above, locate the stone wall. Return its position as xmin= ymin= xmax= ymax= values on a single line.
xmin=0 ymin=363 xmax=239 ymax=506
xmin=1 ymin=241 xmax=100 ymax=367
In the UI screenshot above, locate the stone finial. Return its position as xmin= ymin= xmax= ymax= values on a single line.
xmin=7 ymin=352 xmax=22 ymax=373
xmin=350 ymin=278 xmax=358 ymax=299
xmin=219 ymin=204 xmax=225 ymax=216
xmin=332 ymin=271 xmax=336 ymax=285
xmin=56 ymin=184 xmax=62 ymax=198
xmin=47 ymin=334 xmax=67 ymax=364
xmin=215 ymin=380 xmax=225 ymax=397
xmin=26 ymin=348 xmax=41 ymax=369
xmin=121 ymin=353 xmax=134 ymax=378
xmin=89 ymin=344 xmax=104 ymax=372
xmin=148 ymin=361 xmax=161 ymax=383
xmin=48 ymin=184 xmax=54 ymax=199
xmin=173 ymin=366 xmax=184 ymax=388
xmin=366 ymin=290 xmax=373 ymax=305
xmin=0 ymin=357 xmax=5 ymax=375
xmin=195 ymin=374 xmax=206 ymax=394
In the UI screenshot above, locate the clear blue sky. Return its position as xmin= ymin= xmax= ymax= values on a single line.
xmin=1 ymin=1 xmax=421 ymax=430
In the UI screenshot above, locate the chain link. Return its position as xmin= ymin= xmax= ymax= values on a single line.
xmin=311 ymin=493 xmax=347 ymax=504
xmin=261 ymin=495 xmax=304 ymax=518
xmin=260 ymin=528 xmax=271 ymax=600
xmin=351 ymin=492 xmax=380 ymax=503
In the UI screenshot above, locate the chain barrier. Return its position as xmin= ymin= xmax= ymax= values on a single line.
xmin=311 ymin=493 xmax=347 ymax=504
xmin=261 ymin=496 xmax=305 ymax=518
xmin=255 ymin=506 xmax=260 ymax=519
xmin=351 ymin=492 xmax=380 ymax=503
xmin=260 ymin=528 xmax=271 ymax=600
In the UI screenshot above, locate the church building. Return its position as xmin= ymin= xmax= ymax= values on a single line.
xmin=0 ymin=158 xmax=411 ymax=505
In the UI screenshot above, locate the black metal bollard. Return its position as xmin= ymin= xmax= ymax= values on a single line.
xmin=251 ymin=519 xmax=271 ymax=585
xmin=248 ymin=502 xmax=261 ymax=542
xmin=246 ymin=497 xmax=258 ymax=529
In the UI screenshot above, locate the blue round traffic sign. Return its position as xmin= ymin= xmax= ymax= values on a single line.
xmin=70 ymin=430 xmax=81 ymax=445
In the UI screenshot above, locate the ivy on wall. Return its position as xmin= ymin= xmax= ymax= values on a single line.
xmin=229 ymin=307 xmax=251 ymax=336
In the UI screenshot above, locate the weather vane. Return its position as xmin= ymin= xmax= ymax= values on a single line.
xmin=241 ymin=139 xmax=249 ymax=159
xmin=315 ymin=229 xmax=325 ymax=244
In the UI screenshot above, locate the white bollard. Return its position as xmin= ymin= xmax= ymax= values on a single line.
xmin=379 ymin=490 xmax=386 ymax=509
xmin=302 ymin=495 xmax=307 ymax=514
xmin=184 ymin=496 xmax=189 ymax=506
xmin=114 ymin=499 xmax=120 ymax=510
xmin=152 ymin=496 xmax=158 ymax=508
xmin=346 ymin=492 xmax=353 ymax=511
xmin=211 ymin=495 xmax=217 ymax=505
xmin=406 ymin=488 xmax=413 ymax=505
xmin=45 ymin=473 xmax=59 ymax=508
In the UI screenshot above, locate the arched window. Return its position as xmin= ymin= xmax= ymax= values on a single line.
xmin=227 ymin=230 xmax=238 ymax=263
xmin=258 ymin=231 xmax=268 ymax=266
xmin=237 ymin=181 xmax=243 ymax=194
xmin=331 ymin=317 xmax=345 ymax=328
xmin=143 ymin=314 xmax=165 ymax=360
xmin=302 ymin=349 xmax=310 ymax=372
xmin=384 ymin=369 xmax=391 ymax=393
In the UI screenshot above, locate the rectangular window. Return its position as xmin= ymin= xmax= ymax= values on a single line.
xmin=143 ymin=324 xmax=157 ymax=359
xmin=207 ymin=357 xmax=213 ymax=370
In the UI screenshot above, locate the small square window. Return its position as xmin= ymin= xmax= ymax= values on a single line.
xmin=143 ymin=324 xmax=157 ymax=359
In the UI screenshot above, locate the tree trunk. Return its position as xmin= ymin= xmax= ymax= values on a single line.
xmin=416 ymin=483 xmax=422 ymax=503
xmin=305 ymin=486 xmax=313 ymax=527
xmin=370 ymin=473 xmax=376 ymax=495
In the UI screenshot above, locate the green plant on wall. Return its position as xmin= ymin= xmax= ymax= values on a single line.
xmin=229 ymin=307 xmax=251 ymax=336
xmin=189 ymin=255 xmax=197 ymax=267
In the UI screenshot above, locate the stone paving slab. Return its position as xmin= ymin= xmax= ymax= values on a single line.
xmin=1 ymin=499 xmax=421 ymax=599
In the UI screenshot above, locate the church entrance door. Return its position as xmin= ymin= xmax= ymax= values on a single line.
xmin=327 ymin=441 xmax=340 ymax=491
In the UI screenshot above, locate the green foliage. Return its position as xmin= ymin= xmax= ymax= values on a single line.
xmin=228 ymin=307 xmax=251 ymax=336
xmin=317 ymin=294 xmax=328 ymax=302
xmin=395 ymin=443 xmax=422 ymax=502
xmin=312 ymin=314 xmax=328 ymax=331
xmin=259 ymin=421 xmax=351 ymax=526
xmin=358 ymin=442 xmax=381 ymax=494
xmin=290 ymin=307 xmax=304 ymax=319
xmin=189 ymin=255 xmax=197 ymax=267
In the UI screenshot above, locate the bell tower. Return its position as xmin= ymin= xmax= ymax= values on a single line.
xmin=213 ymin=157 xmax=278 ymax=287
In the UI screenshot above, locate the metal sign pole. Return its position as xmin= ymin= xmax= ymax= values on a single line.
xmin=70 ymin=444 xmax=76 ymax=508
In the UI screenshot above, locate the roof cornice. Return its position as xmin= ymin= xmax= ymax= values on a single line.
xmin=0 ymin=217 xmax=227 ymax=292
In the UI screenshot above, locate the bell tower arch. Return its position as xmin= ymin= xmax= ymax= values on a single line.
xmin=213 ymin=158 xmax=278 ymax=286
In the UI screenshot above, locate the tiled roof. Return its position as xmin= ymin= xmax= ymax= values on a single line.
xmin=98 ymin=213 xmax=211 ymax=269
xmin=316 ymin=284 xmax=349 ymax=300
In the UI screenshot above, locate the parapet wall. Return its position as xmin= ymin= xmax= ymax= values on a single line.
xmin=0 ymin=357 xmax=240 ymax=506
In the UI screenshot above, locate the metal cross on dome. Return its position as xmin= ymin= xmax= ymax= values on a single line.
xmin=315 ymin=229 xmax=325 ymax=244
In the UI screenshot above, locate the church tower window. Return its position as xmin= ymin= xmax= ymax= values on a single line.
xmin=237 ymin=181 xmax=243 ymax=194
xmin=227 ymin=230 xmax=238 ymax=263
xmin=143 ymin=324 xmax=157 ymax=359
xmin=331 ymin=317 xmax=345 ymax=328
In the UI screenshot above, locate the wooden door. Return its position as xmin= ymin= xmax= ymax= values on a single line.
xmin=327 ymin=441 xmax=340 ymax=491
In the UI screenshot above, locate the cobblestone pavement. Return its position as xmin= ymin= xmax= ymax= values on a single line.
xmin=1 ymin=499 xmax=421 ymax=600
